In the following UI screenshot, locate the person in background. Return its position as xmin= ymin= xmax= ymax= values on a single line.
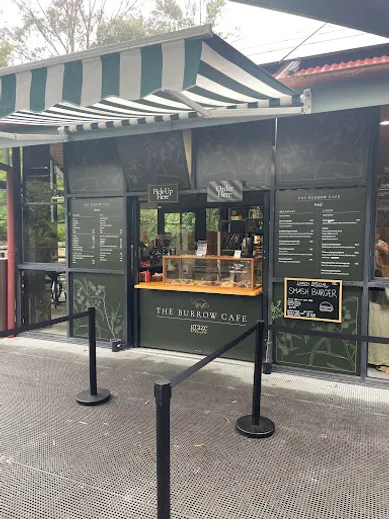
xmin=375 ymin=232 xmax=389 ymax=276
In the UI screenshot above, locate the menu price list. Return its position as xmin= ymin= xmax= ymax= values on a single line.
xmin=275 ymin=189 xmax=365 ymax=281
xmin=70 ymin=198 xmax=123 ymax=270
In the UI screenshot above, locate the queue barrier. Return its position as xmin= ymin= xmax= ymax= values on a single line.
xmin=1 ymin=307 xmax=110 ymax=406
xmin=154 ymin=320 xmax=273 ymax=519
xmin=154 ymin=319 xmax=389 ymax=519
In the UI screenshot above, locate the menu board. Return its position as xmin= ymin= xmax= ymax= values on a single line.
xmin=284 ymin=278 xmax=342 ymax=323
xmin=275 ymin=189 xmax=365 ymax=280
xmin=70 ymin=198 xmax=123 ymax=270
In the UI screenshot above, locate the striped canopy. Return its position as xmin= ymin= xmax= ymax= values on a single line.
xmin=0 ymin=25 xmax=304 ymax=134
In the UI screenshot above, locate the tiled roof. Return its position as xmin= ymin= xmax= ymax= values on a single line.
xmin=293 ymin=55 xmax=389 ymax=77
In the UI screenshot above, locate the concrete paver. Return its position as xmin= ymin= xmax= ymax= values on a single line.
xmin=1 ymin=337 xmax=389 ymax=519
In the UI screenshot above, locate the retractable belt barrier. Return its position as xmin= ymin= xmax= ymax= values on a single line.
xmin=154 ymin=320 xmax=273 ymax=519
xmin=154 ymin=319 xmax=389 ymax=518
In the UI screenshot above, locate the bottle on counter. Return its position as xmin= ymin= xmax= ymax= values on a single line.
xmin=145 ymin=270 xmax=151 ymax=283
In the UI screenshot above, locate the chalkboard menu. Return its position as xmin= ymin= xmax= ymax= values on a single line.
xmin=70 ymin=198 xmax=124 ymax=270
xmin=284 ymin=278 xmax=342 ymax=323
xmin=275 ymin=188 xmax=365 ymax=281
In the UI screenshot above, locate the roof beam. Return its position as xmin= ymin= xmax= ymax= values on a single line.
xmin=165 ymin=91 xmax=211 ymax=118
xmin=0 ymin=162 xmax=12 ymax=173
xmin=0 ymin=131 xmax=67 ymax=143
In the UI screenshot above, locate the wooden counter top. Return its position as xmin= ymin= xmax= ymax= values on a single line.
xmin=135 ymin=282 xmax=262 ymax=297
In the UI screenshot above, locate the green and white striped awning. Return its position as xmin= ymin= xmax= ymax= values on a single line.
xmin=0 ymin=25 xmax=307 ymax=135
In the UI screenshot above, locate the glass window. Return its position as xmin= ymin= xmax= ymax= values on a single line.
xmin=164 ymin=212 xmax=195 ymax=254
xmin=140 ymin=207 xmax=158 ymax=246
xmin=23 ymin=202 xmax=66 ymax=263
xmin=22 ymin=148 xmax=66 ymax=264
xmin=24 ymin=164 xmax=64 ymax=203
xmin=22 ymin=270 xmax=67 ymax=335
xmin=376 ymin=109 xmax=389 ymax=278
xmin=368 ymin=288 xmax=389 ymax=380
xmin=375 ymin=193 xmax=389 ymax=277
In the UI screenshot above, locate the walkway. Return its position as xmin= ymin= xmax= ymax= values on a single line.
xmin=1 ymin=338 xmax=388 ymax=519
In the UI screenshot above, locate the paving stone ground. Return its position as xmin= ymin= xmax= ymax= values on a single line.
xmin=1 ymin=337 xmax=389 ymax=519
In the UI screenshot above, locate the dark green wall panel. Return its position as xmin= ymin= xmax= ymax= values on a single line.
xmin=66 ymin=139 xmax=124 ymax=193
xmin=274 ymin=284 xmax=361 ymax=374
xmin=139 ymin=289 xmax=263 ymax=361
xmin=117 ymin=131 xmax=190 ymax=191
xmin=196 ymin=120 xmax=274 ymax=188
xmin=71 ymin=273 xmax=124 ymax=341
xmin=276 ymin=108 xmax=372 ymax=186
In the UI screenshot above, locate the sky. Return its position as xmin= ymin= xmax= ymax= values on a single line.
xmin=2 ymin=0 xmax=389 ymax=65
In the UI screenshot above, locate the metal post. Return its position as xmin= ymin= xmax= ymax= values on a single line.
xmin=252 ymin=321 xmax=264 ymax=426
xmin=5 ymin=161 xmax=16 ymax=335
xmin=236 ymin=321 xmax=275 ymax=438
xmin=76 ymin=307 xmax=111 ymax=406
xmin=89 ymin=307 xmax=98 ymax=396
xmin=155 ymin=378 xmax=172 ymax=519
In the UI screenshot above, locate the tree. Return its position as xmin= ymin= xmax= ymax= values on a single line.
xmin=0 ymin=40 xmax=12 ymax=67
xmin=7 ymin=0 xmax=140 ymax=62
xmin=95 ymin=0 xmax=229 ymax=47
xmin=8 ymin=0 xmax=232 ymax=61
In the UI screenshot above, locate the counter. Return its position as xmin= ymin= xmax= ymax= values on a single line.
xmin=135 ymin=283 xmax=263 ymax=361
xmin=135 ymin=282 xmax=262 ymax=297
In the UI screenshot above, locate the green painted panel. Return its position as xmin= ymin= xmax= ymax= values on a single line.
xmin=101 ymin=53 xmax=120 ymax=98
xmin=0 ymin=74 xmax=16 ymax=117
xmin=274 ymin=284 xmax=361 ymax=375
xmin=196 ymin=120 xmax=274 ymax=188
xmin=140 ymin=44 xmax=162 ymax=98
xmin=117 ymin=131 xmax=190 ymax=190
xmin=62 ymin=60 xmax=82 ymax=106
xmin=139 ymin=289 xmax=263 ymax=361
xmin=183 ymin=38 xmax=202 ymax=89
xmin=30 ymin=67 xmax=47 ymax=112
xmin=66 ymin=138 xmax=124 ymax=193
xmin=276 ymin=108 xmax=371 ymax=186
xmin=71 ymin=273 xmax=124 ymax=341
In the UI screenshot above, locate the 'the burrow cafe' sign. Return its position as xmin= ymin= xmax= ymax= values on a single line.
xmin=148 ymin=184 xmax=179 ymax=203
xmin=207 ymin=180 xmax=243 ymax=203
xmin=156 ymin=295 xmax=249 ymax=335
xmin=139 ymin=290 xmax=260 ymax=360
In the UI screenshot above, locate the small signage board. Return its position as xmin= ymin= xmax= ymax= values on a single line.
xmin=284 ymin=278 xmax=342 ymax=323
xmin=148 ymin=184 xmax=179 ymax=203
xmin=207 ymin=180 xmax=243 ymax=203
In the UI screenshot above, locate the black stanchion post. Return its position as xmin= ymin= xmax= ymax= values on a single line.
xmin=89 ymin=306 xmax=98 ymax=396
xmin=236 ymin=321 xmax=275 ymax=438
xmin=155 ymin=378 xmax=172 ymax=519
xmin=252 ymin=321 xmax=263 ymax=426
xmin=76 ymin=307 xmax=111 ymax=406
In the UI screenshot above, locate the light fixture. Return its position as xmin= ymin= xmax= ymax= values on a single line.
xmin=380 ymin=121 xmax=389 ymax=125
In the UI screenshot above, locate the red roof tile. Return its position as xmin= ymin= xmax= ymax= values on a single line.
xmin=293 ymin=55 xmax=389 ymax=77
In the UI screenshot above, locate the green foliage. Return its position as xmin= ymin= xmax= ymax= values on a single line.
xmin=24 ymin=180 xmax=65 ymax=261
xmin=95 ymin=16 xmax=149 ymax=47
xmin=8 ymin=0 xmax=233 ymax=61
xmin=0 ymin=39 xmax=12 ymax=67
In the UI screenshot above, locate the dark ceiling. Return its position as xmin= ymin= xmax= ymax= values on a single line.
xmin=232 ymin=0 xmax=389 ymax=38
